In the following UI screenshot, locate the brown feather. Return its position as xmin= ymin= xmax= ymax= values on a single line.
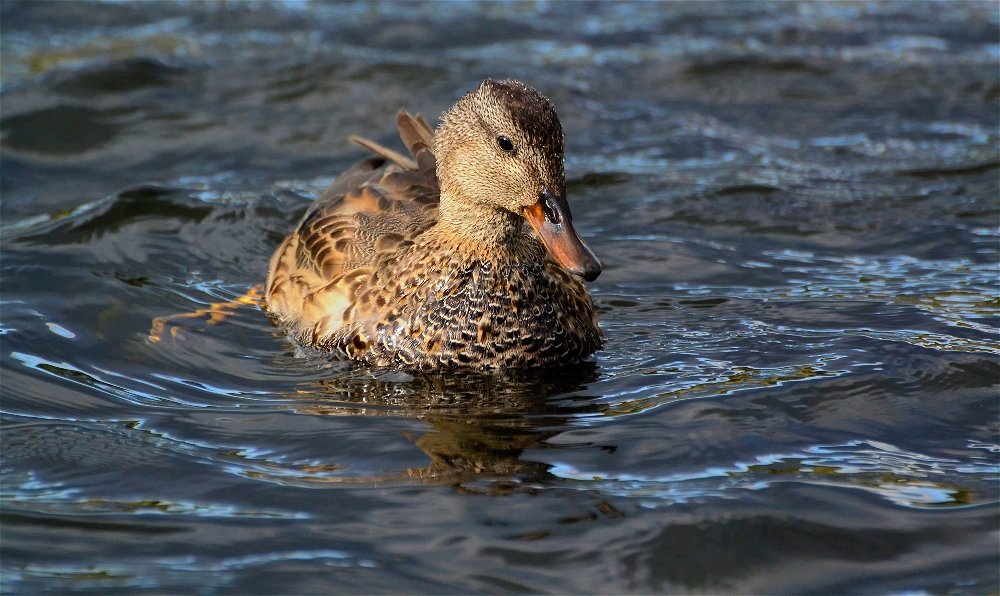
xmin=348 ymin=135 xmax=416 ymax=170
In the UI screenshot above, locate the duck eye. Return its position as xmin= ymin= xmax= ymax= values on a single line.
xmin=496 ymin=135 xmax=515 ymax=154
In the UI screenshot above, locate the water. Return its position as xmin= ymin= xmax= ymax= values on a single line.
xmin=2 ymin=1 xmax=998 ymax=593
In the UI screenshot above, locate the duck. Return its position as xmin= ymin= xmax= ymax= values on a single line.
xmin=264 ymin=79 xmax=602 ymax=369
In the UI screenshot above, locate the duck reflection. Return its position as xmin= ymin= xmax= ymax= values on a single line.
xmin=289 ymin=363 xmax=600 ymax=485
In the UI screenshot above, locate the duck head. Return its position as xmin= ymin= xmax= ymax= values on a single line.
xmin=434 ymin=79 xmax=602 ymax=282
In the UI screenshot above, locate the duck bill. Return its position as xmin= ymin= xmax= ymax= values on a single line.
xmin=523 ymin=192 xmax=602 ymax=281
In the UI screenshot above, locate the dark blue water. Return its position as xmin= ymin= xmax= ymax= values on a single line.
xmin=2 ymin=1 xmax=998 ymax=593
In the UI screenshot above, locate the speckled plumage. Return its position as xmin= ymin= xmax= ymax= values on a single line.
xmin=265 ymin=79 xmax=602 ymax=369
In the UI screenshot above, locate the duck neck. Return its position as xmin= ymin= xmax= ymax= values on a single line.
xmin=432 ymin=194 xmax=526 ymax=257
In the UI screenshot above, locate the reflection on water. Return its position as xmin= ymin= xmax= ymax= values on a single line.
xmin=247 ymin=366 xmax=601 ymax=485
xmin=2 ymin=1 xmax=998 ymax=593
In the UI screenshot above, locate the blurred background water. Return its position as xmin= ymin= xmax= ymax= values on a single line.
xmin=1 ymin=0 xmax=998 ymax=593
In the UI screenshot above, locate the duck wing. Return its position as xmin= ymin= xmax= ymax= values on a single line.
xmin=292 ymin=111 xmax=440 ymax=275
xmin=264 ymin=113 xmax=440 ymax=338
xmin=394 ymin=112 xmax=437 ymax=178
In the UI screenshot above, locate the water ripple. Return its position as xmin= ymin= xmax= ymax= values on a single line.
xmin=547 ymin=439 xmax=998 ymax=509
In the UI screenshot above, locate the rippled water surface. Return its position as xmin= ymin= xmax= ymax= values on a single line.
xmin=2 ymin=1 xmax=998 ymax=593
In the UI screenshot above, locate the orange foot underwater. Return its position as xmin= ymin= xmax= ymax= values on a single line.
xmin=149 ymin=284 xmax=263 ymax=343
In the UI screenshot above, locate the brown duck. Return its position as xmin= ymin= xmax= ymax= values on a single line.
xmin=264 ymin=79 xmax=602 ymax=368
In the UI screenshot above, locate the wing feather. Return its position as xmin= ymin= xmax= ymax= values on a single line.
xmin=265 ymin=114 xmax=441 ymax=342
